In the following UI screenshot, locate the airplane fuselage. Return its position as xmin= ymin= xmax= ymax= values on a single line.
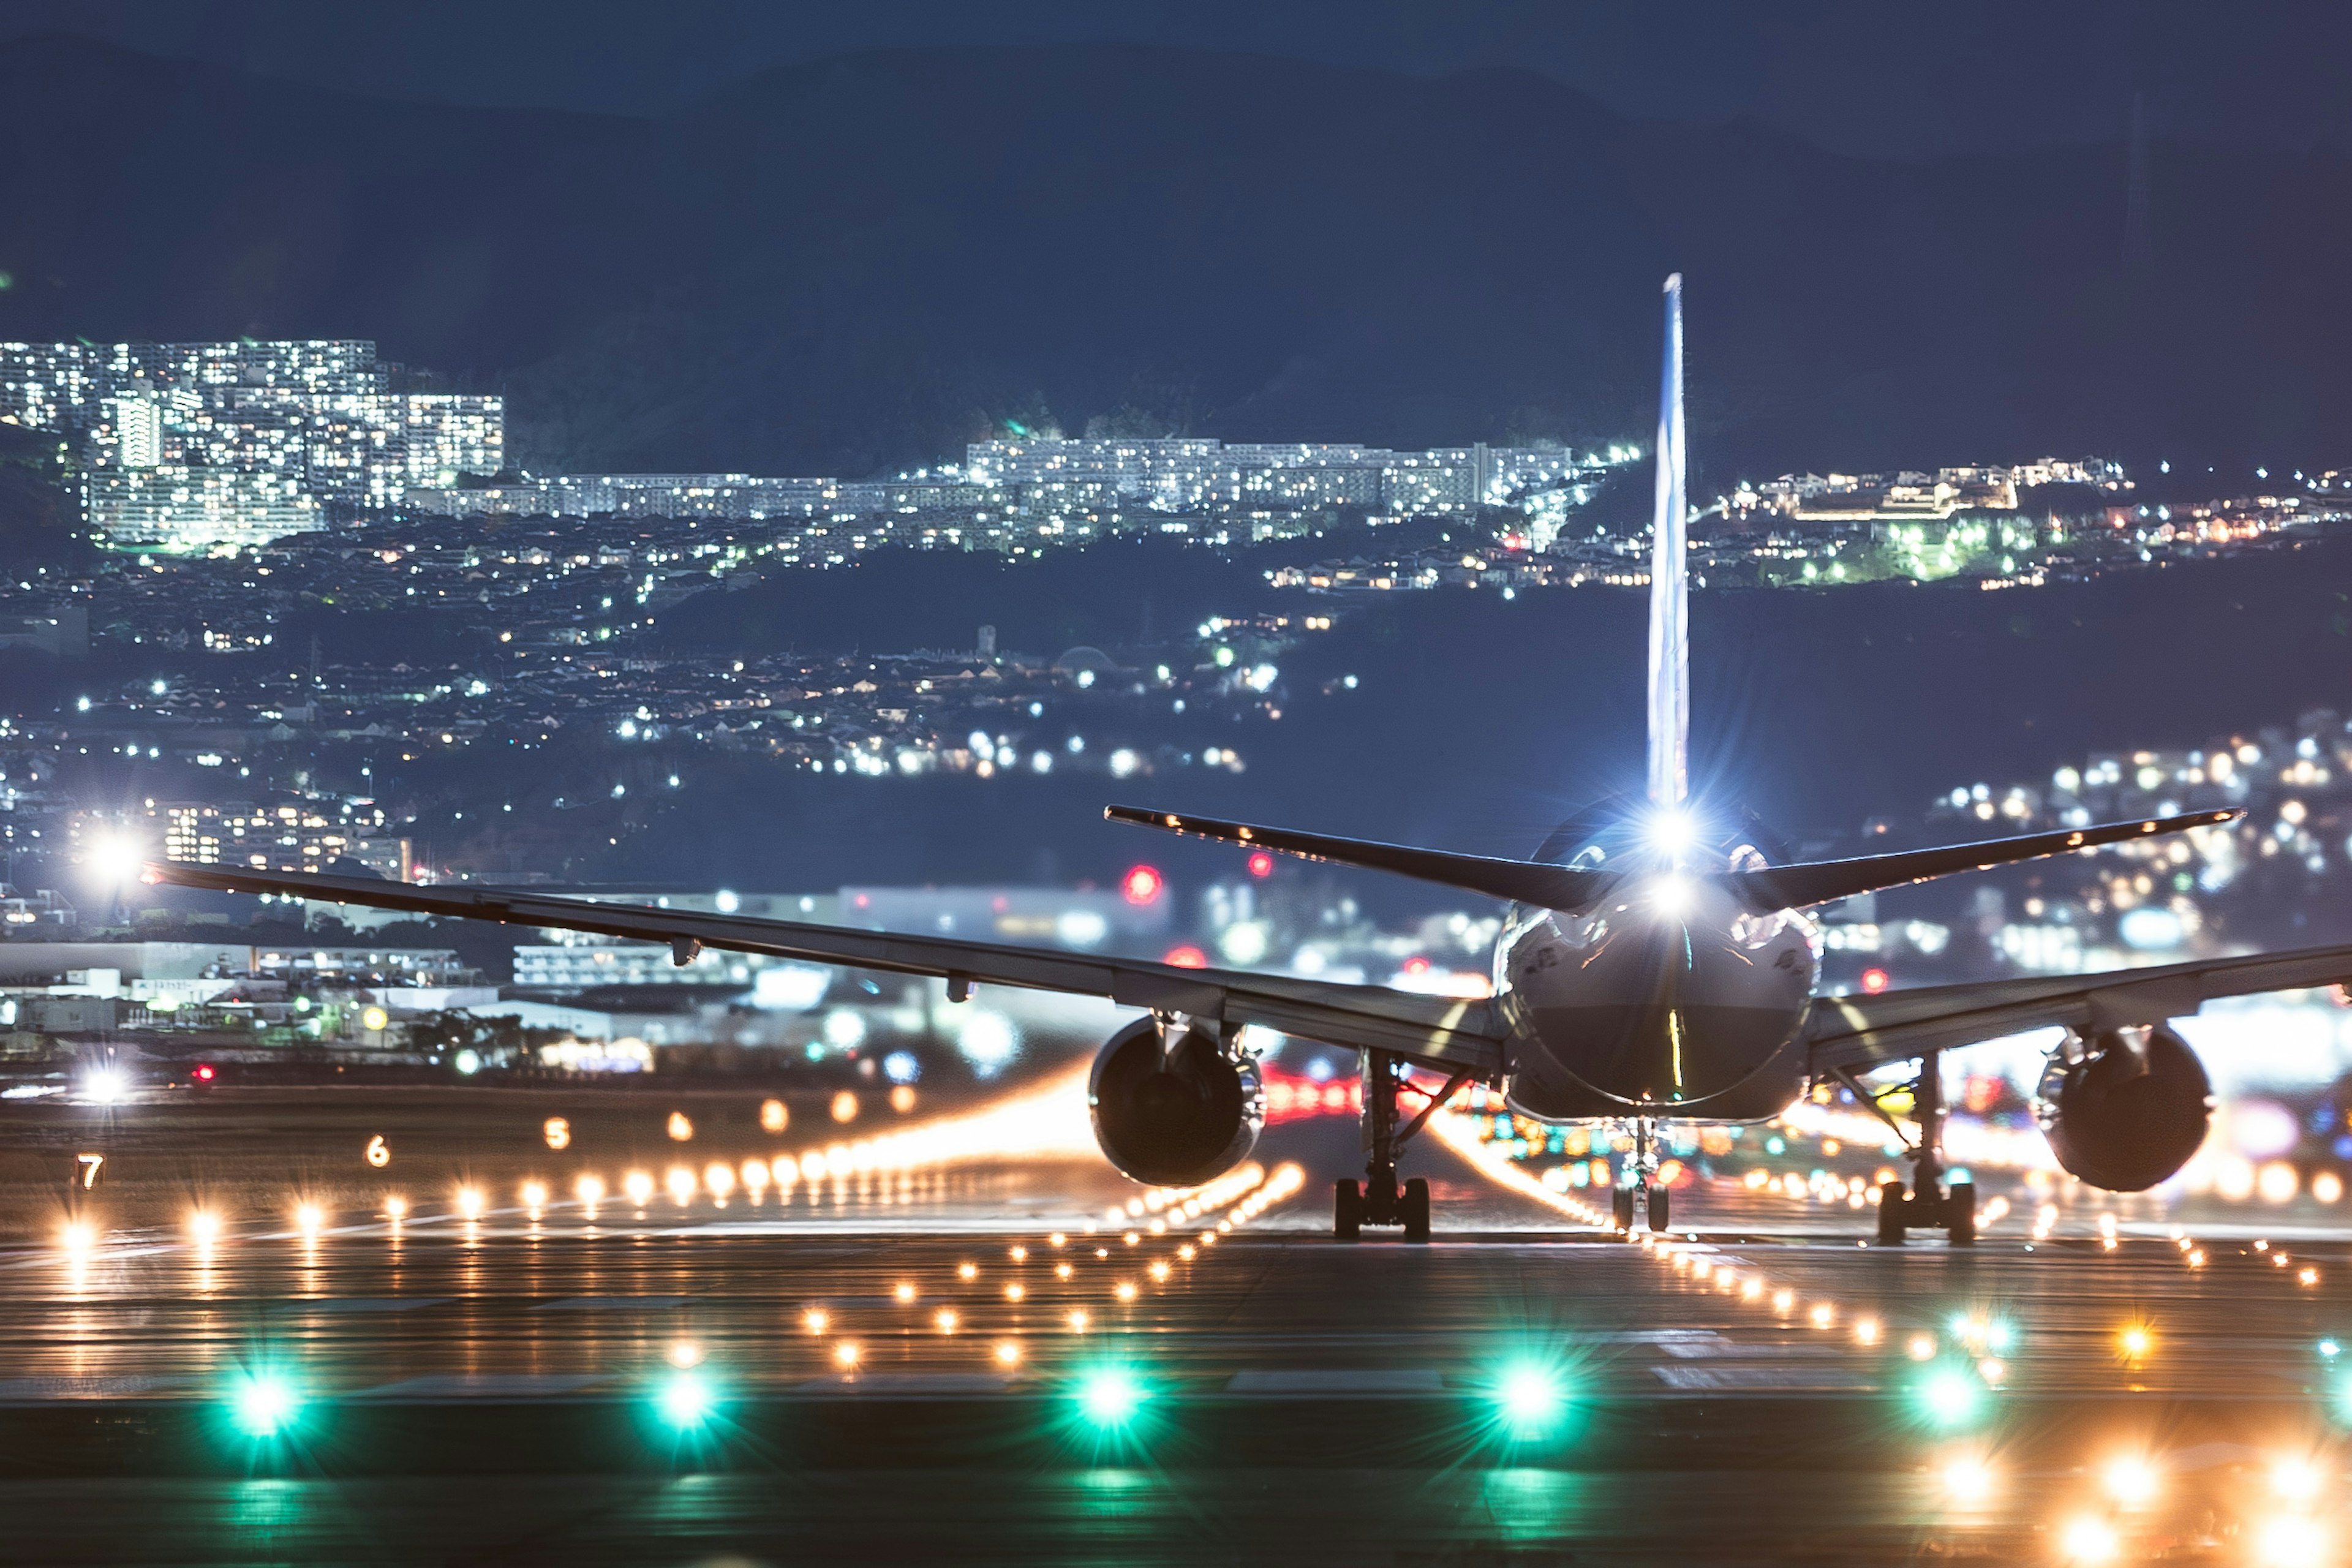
xmin=1491 ymin=872 xmax=1820 ymax=1123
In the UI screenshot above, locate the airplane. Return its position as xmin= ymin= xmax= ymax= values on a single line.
xmin=143 ymin=273 xmax=2352 ymax=1246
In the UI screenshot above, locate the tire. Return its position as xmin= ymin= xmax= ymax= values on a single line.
xmin=1612 ymin=1185 xmax=1635 ymax=1235
xmin=1945 ymin=1180 xmax=1977 ymax=1246
xmin=1401 ymin=1177 xmax=1431 ymax=1242
xmin=1334 ymin=1178 xmax=1363 ymax=1240
xmin=1647 ymin=1184 xmax=1671 ymax=1234
xmin=1877 ymin=1180 xmax=1908 ymax=1246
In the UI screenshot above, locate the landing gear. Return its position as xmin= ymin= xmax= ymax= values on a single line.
xmin=1844 ymin=1053 xmax=1974 ymax=1246
xmin=1610 ymin=1116 xmax=1675 ymax=1238
xmin=1332 ymin=1052 xmax=1468 ymax=1242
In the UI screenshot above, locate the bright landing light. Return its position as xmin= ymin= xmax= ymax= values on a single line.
xmin=1646 ymin=873 xmax=1697 ymax=921
xmin=1645 ymin=806 xmax=1698 ymax=856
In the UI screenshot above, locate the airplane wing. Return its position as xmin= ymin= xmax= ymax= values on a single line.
xmin=1717 ymin=809 xmax=2239 ymax=911
xmin=1803 ymin=942 xmax=2352 ymax=1073
xmin=1103 ymin=805 xmax=1612 ymax=911
xmin=143 ymin=862 xmax=1509 ymax=1078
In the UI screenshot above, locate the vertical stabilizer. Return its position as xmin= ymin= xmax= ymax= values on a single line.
xmin=1646 ymin=274 xmax=1689 ymax=807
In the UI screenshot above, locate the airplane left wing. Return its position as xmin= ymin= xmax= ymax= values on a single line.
xmin=1804 ymin=942 xmax=2352 ymax=1074
xmin=143 ymin=863 xmax=1509 ymax=1078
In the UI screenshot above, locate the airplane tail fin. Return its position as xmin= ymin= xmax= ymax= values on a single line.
xmin=1647 ymin=273 xmax=1689 ymax=808
xmin=1714 ymin=810 xmax=2239 ymax=911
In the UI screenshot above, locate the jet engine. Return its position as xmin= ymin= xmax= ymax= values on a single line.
xmin=2034 ymin=1024 xmax=2214 ymax=1192
xmin=1088 ymin=1016 xmax=1262 ymax=1187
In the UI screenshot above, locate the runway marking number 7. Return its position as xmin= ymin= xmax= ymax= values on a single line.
xmin=75 ymin=1153 xmax=104 ymax=1190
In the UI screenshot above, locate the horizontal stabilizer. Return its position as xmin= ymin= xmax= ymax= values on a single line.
xmin=1717 ymin=809 xmax=2240 ymax=911
xmin=1105 ymin=804 xmax=1611 ymax=911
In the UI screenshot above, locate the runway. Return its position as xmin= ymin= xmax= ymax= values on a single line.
xmin=1 ymin=1080 xmax=2348 ymax=1563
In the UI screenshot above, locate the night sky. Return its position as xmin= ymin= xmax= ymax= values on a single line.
xmin=6 ymin=0 xmax=2352 ymax=158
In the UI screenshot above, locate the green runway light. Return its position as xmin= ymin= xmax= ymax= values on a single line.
xmin=229 ymin=1373 xmax=299 ymax=1438
xmin=1076 ymin=1368 xmax=1145 ymax=1427
xmin=1493 ymin=1360 xmax=1567 ymax=1433
xmin=1916 ymin=1365 xmax=1986 ymax=1429
xmin=2321 ymin=1340 xmax=2342 ymax=1360
xmin=657 ymin=1370 xmax=714 ymax=1428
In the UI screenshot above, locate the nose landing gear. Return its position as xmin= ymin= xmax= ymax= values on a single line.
xmin=1610 ymin=1115 xmax=1672 ymax=1237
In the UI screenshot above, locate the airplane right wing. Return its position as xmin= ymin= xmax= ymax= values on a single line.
xmin=142 ymin=862 xmax=1510 ymax=1079
xmin=1803 ymin=942 xmax=2352 ymax=1074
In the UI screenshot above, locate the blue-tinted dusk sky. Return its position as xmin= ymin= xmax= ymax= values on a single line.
xmin=4 ymin=0 xmax=2351 ymax=159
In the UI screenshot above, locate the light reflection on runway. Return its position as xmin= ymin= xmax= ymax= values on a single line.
xmin=6 ymin=1072 xmax=2352 ymax=1564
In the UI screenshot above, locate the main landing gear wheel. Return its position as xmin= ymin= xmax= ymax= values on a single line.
xmin=1613 ymin=1186 xmax=1636 ymax=1235
xmin=1647 ymin=1183 xmax=1671 ymax=1235
xmin=1401 ymin=1178 xmax=1431 ymax=1242
xmin=1858 ymin=1056 xmax=1977 ymax=1246
xmin=1335 ymin=1179 xmax=1364 ymax=1239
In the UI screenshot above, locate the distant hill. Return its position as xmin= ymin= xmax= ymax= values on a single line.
xmin=0 ymin=35 xmax=2345 ymax=481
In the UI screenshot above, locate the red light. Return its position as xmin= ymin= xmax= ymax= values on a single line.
xmin=1163 ymin=944 xmax=1209 ymax=969
xmin=194 ymin=1064 xmax=216 ymax=1081
xmin=1122 ymin=865 xmax=1164 ymax=906
xmin=1401 ymin=956 xmax=1431 ymax=976
xmin=1246 ymin=851 xmax=1274 ymax=879
xmin=1860 ymin=968 xmax=1891 ymax=995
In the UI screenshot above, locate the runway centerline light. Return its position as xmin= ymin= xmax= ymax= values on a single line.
xmin=1491 ymin=1360 xmax=1567 ymax=1434
xmin=2255 ymin=1515 xmax=2329 ymax=1566
xmin=655 ymin=1370 xmax=714 ymax=1428
xmin=1916 ymin=1365 xmax=1986 ymax=1428
xmin=456 ymin=1186 xmax=486 ymax=1221
xmin=2101 ymin=1456 xmax=2159 ymax=1507
xmin=2272 ymin=1457 xmax=2326 ymax=1501
xmin=1076 ymin=1368 xmax=1145 ymax=1426
xmin=2059 ymin=1515 xmax=2119 ymax=1563
xmin=229 ymin=1373 xmax=299 ymax=1438
xmin=1940 ymin=1455 xmax=1996 ymax=1507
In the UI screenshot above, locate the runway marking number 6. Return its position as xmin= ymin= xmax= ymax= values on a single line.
xmin=365 ymin=1135 xmax=390 ymax=1169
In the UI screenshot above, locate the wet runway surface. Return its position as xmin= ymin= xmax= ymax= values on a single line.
xmin=4 ymin=1084 xmax=2351 ymax=1562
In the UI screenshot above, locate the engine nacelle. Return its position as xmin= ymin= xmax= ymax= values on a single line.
xmin=1088 ymin=1016 xmax=1262 ymax=1188
xmin=2035 ymin=1024 xmax=2213 ymax=1192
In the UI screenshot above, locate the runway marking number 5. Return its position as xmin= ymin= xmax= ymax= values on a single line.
xmin=75 ymin=1153 xmax=104 ymax=1190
